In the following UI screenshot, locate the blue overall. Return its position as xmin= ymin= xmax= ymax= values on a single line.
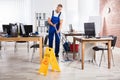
xmin=49 ymin=11 xmax=61 ymax=57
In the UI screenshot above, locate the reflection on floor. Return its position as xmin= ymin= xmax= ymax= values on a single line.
xmin=0 ymin=43 xmax=120 ymax=80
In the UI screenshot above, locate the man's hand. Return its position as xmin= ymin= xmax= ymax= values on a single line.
xmin=57 ymin=30 xmax=60 ymax=33
xmin=53 ymin=24 xmax=56 ymax=27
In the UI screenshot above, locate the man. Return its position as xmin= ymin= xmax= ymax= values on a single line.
xmin=48 ymin=4 xmax=63 ymax=59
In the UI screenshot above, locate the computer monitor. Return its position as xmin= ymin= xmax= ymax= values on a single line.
xmin=2 ymin=24 xmax=18 ymax=37
xmin=84 ymin=22 xmax=96 ymax=38
xmin=2 ymin=25 xmax=11 ymax=35
xmin=19 ymin=24 xmax=33 ymax=37
xmin=69 ymin=24 xmax=73 ymax=32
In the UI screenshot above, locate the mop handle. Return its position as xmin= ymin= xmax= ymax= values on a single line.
xmin=54 ymin=23 xmax=58 ymax=31
xmin=53 ymin=23 xmax=59 ymax=33
xmin=54 ymin=23 xmax=60 ymax=39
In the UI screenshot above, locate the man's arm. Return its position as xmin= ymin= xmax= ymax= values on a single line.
xmin=57 ymin=19 xmax=63 ymax=33
xmin=48 ymin=17 xmax=56 ymax=27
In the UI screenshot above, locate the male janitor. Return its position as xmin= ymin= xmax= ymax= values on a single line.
xmin=48 ymin=4 xmax=63 ymax=60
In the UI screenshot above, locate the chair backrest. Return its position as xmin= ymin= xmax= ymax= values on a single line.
xmin=108 ymin=35 xmax=117 ymax=47
xmin=44 ymin=35 xmax=48 ymax=45
xmin=111 ymin=36 xmax=117 ymax=47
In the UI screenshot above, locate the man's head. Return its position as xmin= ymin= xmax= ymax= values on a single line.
xmin=56 ymin=4 xmax=63 ymax=13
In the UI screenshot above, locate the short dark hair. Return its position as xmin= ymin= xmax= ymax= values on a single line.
xmin=58 ymin=4 xmax=63 ymax=8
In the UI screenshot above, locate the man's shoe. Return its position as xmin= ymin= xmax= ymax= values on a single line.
xmin=56 ymin=57 xmax=59 ymax=62
xmin=55 ymin=54 xmax=59 ymax=57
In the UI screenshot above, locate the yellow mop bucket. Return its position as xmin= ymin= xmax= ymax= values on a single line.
xmin=38 ymin=47 xmax=60 ymax=76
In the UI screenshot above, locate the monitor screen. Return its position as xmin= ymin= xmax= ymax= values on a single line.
xmin=69 ymin=24 xmax=73 ymax=32
xmin=84 ymin=22 xmax=95 ymax=38
xmin=20 ymin=24 xmax=33 ymax=37
xmin=2 ymin=25 xmax=11 ymax=35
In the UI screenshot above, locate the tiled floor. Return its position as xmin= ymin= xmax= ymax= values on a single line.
xmin=0 ymin=43 xmax=120 ymax=80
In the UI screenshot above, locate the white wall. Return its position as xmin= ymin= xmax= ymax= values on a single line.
xmin=78 ymin=0 xmax=100 ymax=32
xmin=24 ymin=0 xmax=32 ymax=25
xmin=0 ymin=0 xmax=24 ymax=23
xmin=0 ymin=0 xmax=32 ymax=31
xmin=65 ymin=0 xmax=79 ymax=31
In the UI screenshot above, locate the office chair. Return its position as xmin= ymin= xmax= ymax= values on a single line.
xmin=14 ymin=41 xmax=29 ymax=53
xmin=30 ymin=35 xmax=48 ymax=62
xmin=92 ymin=35 xmax=117 ymax=67
xmin=14 ymin=24 xmax=33 ymax=53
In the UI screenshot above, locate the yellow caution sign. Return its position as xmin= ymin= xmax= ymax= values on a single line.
xmin=38 ymin=47 xmax=60 ymax=76
xmin=38 ymin=47 xmax=50 ymax=76
xmin=50 ymin=50 xmax=60 ymax=72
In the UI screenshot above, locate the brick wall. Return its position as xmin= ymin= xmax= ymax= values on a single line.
xmin=100 ymin=0 xmax=120 ymax=47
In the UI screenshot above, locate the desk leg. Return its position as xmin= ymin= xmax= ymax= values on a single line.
xmin=39 ymin=38 xmax=43 ymax=63
xmin=108 ymin=41 xmax=111 ymax=69
xmin=0 ymin=42 xmax=1 ymax=50
xmin=73 ymin=38 xmax=76 ymax=59
xmin=82 ymin=42 xmax=85 ymax=70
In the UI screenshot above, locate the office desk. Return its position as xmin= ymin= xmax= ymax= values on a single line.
xmin=73 ymin=37 xmax=112 ymax=70
xmin=0 ymin=37 xmax=43 ymax=63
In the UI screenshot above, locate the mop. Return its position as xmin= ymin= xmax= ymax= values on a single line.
xmin=54 ymin=23 xmax=72 ymax=62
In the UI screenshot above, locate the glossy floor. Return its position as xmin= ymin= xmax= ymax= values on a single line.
xmin=0 ymin=43 xmax=120 ymax=80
